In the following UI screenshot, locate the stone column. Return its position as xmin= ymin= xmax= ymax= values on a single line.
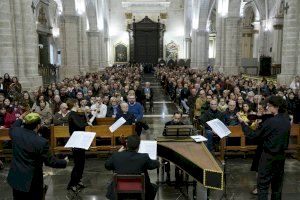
xmin=272 ymin=17 xmax=284 ymax=65
xmin=278 ymin=0 xmax=299 ymax=85
xmin=59 ymin=14 xmax=81 ymax=78
xmin=60 ymin=0 xmax=89 ymax=78
xmin=0 ymin=0 xmax=16 ymax=76
xmin=184 ymin=37 xmax=192 ymax=59
xmin=87 ymin=31 xmax=102 ymax=72
xmin=214 ymin=14 xmax=224 ymax=72
xmin=0 ymin=0 xmax=42 ymax=90
xmin=192 ymin=29 xmax=209 ymax=69
xmin=223 ymin=17 xmax=241 ymax=75
xmin=183 ymin=0 xmax=192 ymax=59
xmin=252 ymin=22 xmax=260 ymax=59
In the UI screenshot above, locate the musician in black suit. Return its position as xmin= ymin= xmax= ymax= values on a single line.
xmin=141 ymin=82 xmax=154 ymax=112
xmin=66 ymin=99 xmax=89 ymax=193
xmin=105 ymin=135 xmax=159 ymax=200
xmin=238 ymin=96 xmax=291 ymax=200
xmin=7 ymin=112 xmax=68 ymax=200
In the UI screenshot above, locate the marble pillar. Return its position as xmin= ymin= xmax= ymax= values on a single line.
xmin=87 ymin=30 xmax=102 ymax=72
xmin=223 ymin=17 xmax=241 ymax=75
xmin=272 ymin=17 xmax=284 ymax=65
xmin=60 ymin=0 xmax=89 ymax=78
xmin=278 ymin=0 xmax=299 ymax=85
xmin=184 ymin=37 xmax=192 ymax=59
xmin=214 ymin=15 xmax=224 ymax=72
xmin=0 ymin=0 xmax=42 ymax=90
xmin=252 ymin=22 xmax=260 ymax=59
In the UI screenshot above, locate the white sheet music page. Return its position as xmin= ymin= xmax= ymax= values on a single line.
xmin=138 ymin=140 xmax=157 ymax=160
xmin=109 ymin=117 xmax=126 ymax=133
xmin=191 ymin=135 xmax=208 ymax=142
xmin=65 ymin=131 xmax=96 ymax=150
xmin=206 ymin=119 xmax=231 ymax=138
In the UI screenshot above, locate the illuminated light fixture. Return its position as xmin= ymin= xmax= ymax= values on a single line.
xmin=75 ymin=0 xmax=86 ymax=15
xmin=52 ymin=27 xmax=60 ymax=38
xmin=217 ymin=0 xmax=229 ymax=17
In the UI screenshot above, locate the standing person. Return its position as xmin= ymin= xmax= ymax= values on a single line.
xmin=105 ymin=135 xmax=159 ymax=200
xmin=141 ymin=82 xmax=154 ymax=112
xmin=238 ymin=96 xmax=291 ymax=200
xmin=7 ymin=112 xmax=68 ymax=200
xmin=66 ymin=99 xmax=89 ymax=193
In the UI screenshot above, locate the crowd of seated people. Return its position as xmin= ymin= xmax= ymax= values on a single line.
xmin=0 ymin=65 xmax=150 ymax=137
xmin=156 ymin=66 xmax=300 ymax=150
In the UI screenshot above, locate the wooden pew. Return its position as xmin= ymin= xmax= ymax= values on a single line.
xmin=220 ymin=124 xmax=300 ymax=160
xmin=95 ymin=118 xmax=115 ymax=125
xmin=50 ymin=125 xmax=71 ymax=154
xmin=85 ymin=125 xmax=135 ymax=151
xmin=0 ymin=129 xmax=10 ymax=157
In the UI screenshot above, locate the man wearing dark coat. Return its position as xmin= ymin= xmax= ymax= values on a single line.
xmin=238 ymin=96 xmax=291 ymax=200
xmin=105 ymin=135 xmax=159 ymax=200
xmin=7 ymin=112 xmax=68 ymax=200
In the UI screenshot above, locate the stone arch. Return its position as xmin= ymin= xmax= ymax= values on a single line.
xmin=228 ymin=0 xmax=242 ymax=17
xmin=253 ymin=0 xmax=266 ymax=20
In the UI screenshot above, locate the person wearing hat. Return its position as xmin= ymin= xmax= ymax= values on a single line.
xmin=7 ymin=112 xmax=68 ymax=200
xmin=105 ymin=135 xmax=159 ymax=200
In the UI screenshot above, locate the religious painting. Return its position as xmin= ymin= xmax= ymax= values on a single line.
xmin=166 ymin=41 xmax=179 ymax=61
xmin=115 ymin=43 xmax=127 ymax=62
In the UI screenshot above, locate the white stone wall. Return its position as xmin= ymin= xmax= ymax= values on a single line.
xmin=278 ymin=0 xmax=300 ymax=85
xmin=0 ymin=0 xmax=42 ymax=90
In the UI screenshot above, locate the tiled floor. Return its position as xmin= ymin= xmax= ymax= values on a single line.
xmin=1 ymin=73 xmax=300 ymax=200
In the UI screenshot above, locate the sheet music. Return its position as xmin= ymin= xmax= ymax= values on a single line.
xmin=65 ymin=131 xmax=96 ymax=150
xmin=109 ymin=117 xmax=126 ymax=133
xmin=138 ymin=140 xmax=157 ymax=160
xmin=206 ymin=119 xmax=231 ymax=138
xmin=190 ymin=135 xmax=207 ymax=142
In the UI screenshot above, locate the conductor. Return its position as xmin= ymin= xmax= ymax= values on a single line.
xmin=7 ymin=112 xmax=68 ymax=200
xmin=238 ymin=96 xmax=291 ymax=200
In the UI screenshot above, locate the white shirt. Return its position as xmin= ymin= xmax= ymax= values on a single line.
xmin=90 ymin=103 xmax=107 ymax=118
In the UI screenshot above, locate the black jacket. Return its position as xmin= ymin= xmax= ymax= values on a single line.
xmin=115 ymin=112 xmax=136 ymax=125
xmin=7 ymin=119 xmax=67 ymax=192
xmin=68 ymin=111 xmax=88 ymax=135
xmin=105 ymin=150 xmax=159 ymax=200
xmin=241 ymin=113 xmax=291 ymax=154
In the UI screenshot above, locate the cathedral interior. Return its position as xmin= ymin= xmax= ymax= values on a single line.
xmin=1 ymin=0 xmax=300 ymax=200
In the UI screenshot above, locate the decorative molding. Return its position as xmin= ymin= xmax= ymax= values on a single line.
xmin=121 ymin=1 xmax=170 ymax=11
